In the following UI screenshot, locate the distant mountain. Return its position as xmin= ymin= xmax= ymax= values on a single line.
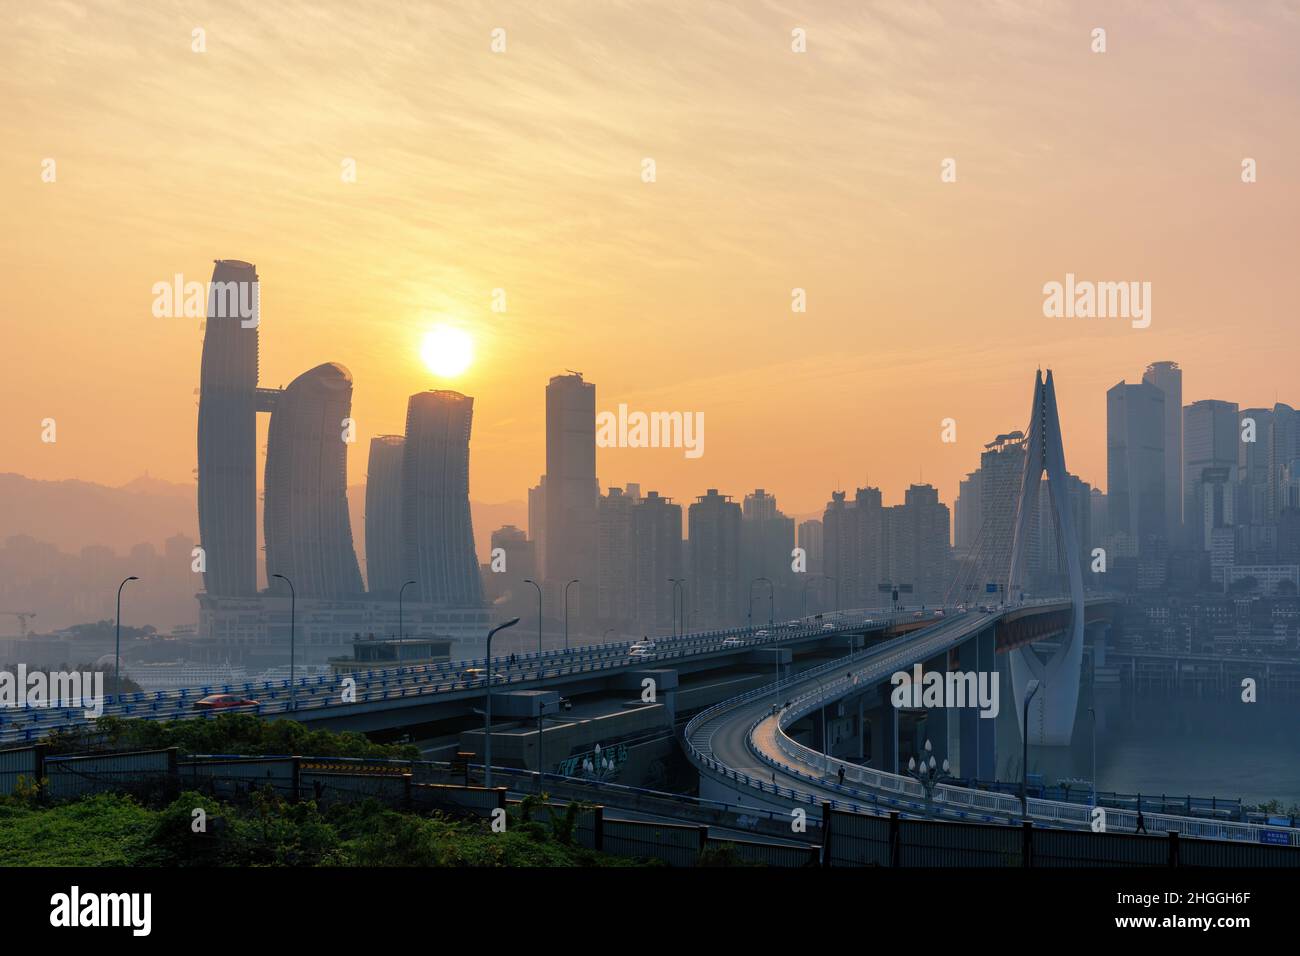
xmin=0 ymin=472 xmax=527 ymax=577
xmin=0 ymin=473 xmax=197 ymax=552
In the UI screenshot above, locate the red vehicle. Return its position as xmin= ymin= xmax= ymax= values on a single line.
xmin=192 ymin=693 xmax=260 ymax=711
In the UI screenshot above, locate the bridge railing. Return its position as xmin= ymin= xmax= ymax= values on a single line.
xmin=0 ymin=606 xmax=905 ymax=743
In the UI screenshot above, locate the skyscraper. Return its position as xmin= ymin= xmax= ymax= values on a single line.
xmin=1107 ymin=382 xmax=1166 ymax=554
xmin=689 ymin=489 xmax=742 ymax=627
xmin=196 ymin=259 xmax=261 ymax=596
xmin=1183 ymin=399 xmax=1239 ymax=552
xmin=364 ymin=435 xmax=406 ymax=596
xmin=885 ymin=484 xmax=950 ymax=606
xmin=741 ymin=489 xmax=796 ymax=617
xmin=1269 ymin=404 xmax=1300 ymax=521
xmin=633 ymin=491 xmax=683 ymax=634
xmin=402 ymin=390 xmax=483 ymax=607
xmin=797 ymin=519 xmax=823 ymax=575
xmin=544 ymin=373 xmax=598 ymax=621
xmin=1142 ymin=361 xmax=1183 ymax=545
xmin=597 ymin=486 xmax=637 ymax=629
xmin=263 ymin=363 xmax=364 ymax=598
xmin=1238 ymin=407 xmax=1273 ymax=528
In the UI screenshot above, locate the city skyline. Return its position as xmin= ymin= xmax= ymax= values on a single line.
xmin=7 ymin=2 xmax=1300 ymax=517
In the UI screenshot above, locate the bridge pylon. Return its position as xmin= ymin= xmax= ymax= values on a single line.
xmin=1008 ymin=370 xmax=1085 ymax=747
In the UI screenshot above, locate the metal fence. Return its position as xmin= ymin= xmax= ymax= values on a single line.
xmin=825 ymin=808 xmax=1300 ymax=867
xmin=600 ymin=818 xmax=705 ymax=867
xmin=180 ymin=756 xmax=299 ymax=800
xmin=44 ymin=748 xmax=177 ymax=802
xmin=0 ymin=744 xmax=44 ymax=796
xmin=301 ymin=770 xmax=411 ymax=807
xmin=410 ymin=782 xmax=506 ymax=818
xmin=705 ymin=837 xmax=821 ymax=867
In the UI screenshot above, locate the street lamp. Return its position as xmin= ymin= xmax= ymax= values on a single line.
xmin=906 ymin=738 xmax=952 ymax=818
xmin=1088 ymin=706 xmax=1098 ymax=808
xmin=668 ymin=578 xmax=684 ymax=638
xmin=483 ymin=616 xmax=521 ymax=789
xmin=748 ymin=577 xmax=773 ymax=632
xmin=563 ymin=579 xmax=579 ymax=651
xmin=113 ymin=576 xmax=139 ymax=703
xmin=524 ymin=579 xmax=542 ymax=656
xmin=272 ymin=574 xmax=296 ymax=712
xmin=1021 ymin=679 xmax=1040 ymax=820
xmin=398 ymin=579 xmax=416 ymax=639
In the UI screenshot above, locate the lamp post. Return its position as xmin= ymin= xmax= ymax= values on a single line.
xmin=906 ymin=738 xmax=952 ymax=818
xmin=802 ymin=577 xmax=818 ymax=618
xmin=1088 ymin=706 xmax=1097 ymax=808
xmin=483 ymin=616 xmax=521 ymax=789
xmin=398 ymin=579 xmax=416 ymax=639
xmin=563 ymin=579 xmax=579 ymax=651
xmin=668 ymin=578 xmax=684 ymax=638
xmin=113 ymin=576 xmax=139 ymax=703
xmin=1021 ymin=679 xmax=1040 ymax=820
xmin=524 ymin=579 xmax=542 ymax=656
xmin=749 ymin=577 xmax=773 ymax=633
xmin=272 ymin=574 xmax=296 ymax=712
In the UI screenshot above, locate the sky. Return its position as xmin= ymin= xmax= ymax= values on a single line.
xmin=3 ymin=0 xmax=1299 ymax=520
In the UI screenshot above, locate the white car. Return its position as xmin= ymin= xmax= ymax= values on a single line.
xmin=821 ymin=623 xmax=835 ymax=631
xmin=721 ymin=636 xmax=743 ymax=648
xmin=628 ymin=640 xmax=657 ymax=659
xmin=754 ymin=629 xmax=770 ymax=638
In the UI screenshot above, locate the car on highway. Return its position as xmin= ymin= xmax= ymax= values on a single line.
xmin=933 ymin=609 xmax=945 ymax=617
xmin=821 ymin=623 xmax=835 ymax=631
xmin=192 ymin=693 xmax=259 ymax=711
xmin=720 ymin=636 xmax=744 ymax=648
xmin=628 ymin=640 xmax=658 ymax=659
xmin=754 ymin=629 xmax=770 ymax=638
xmin=460 ymin=668 xmax=506 ymax=684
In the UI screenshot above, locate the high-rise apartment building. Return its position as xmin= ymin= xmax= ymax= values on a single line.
xmin=1107 ymin=382 xmax=1166 ymax=554
xmin=263 ymin=363 xmax=363 ymax=598
xmin=543 ymin=373 xmax=598 ymax=622
xmin=1183 ymin=399 xmax=1239 ymax=552
xmin=364 ymin=435 xmax=405 ymax=596
xmin=402 ymin=390 xmax=483 ymax=607
xmin=196 ymin=259 xmax=262 ymax=597
xmin=1142 ymin=361 xmax=1183 ymax=546
xmin=689 ymin=489 xmax=742 ymax=627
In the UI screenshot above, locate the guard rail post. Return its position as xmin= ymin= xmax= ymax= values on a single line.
xmin=889 ymin=811 xmax=900 ymax=867
xmin=33 ymin=743 xmax=48 ymax=802
xmin=821 ymin=801 xmax=834 ymax=867
xmin=1168 ymin=830 xmax=1180 ymax=867
xmin=1022 ymin=820 xmax=1033 ymax=867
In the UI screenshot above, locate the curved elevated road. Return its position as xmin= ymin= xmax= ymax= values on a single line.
xmin=686 ymin=603 xmax=1300 ymax=846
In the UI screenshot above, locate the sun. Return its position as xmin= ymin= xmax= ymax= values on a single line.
xmin=420 ymin=325 xmax=474 ymax=378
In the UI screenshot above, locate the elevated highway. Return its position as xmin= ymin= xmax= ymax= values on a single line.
xmin=685 ymin=598 xmax=1300 ymax=846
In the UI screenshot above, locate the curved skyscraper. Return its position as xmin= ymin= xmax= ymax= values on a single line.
xmin=263 ymin=363 xmax=364 ymax=598
xmin=197 ymin=259 xmax=260 ymax=596
xmin=402 ymin=390 xmax=483 ymax=607
xmin=365 ymin=435 xmax=406 ymax=596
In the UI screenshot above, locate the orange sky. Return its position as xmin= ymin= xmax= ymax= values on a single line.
xmin=4 ymin=1 xmax=1298 ymax=520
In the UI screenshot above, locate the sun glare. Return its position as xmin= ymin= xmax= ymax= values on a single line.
xmin=421 ymin=325 xmax=474 ymax=378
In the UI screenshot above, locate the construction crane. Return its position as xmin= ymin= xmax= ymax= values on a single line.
xmin=2 ymin=612 xmax=36 ymax=638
